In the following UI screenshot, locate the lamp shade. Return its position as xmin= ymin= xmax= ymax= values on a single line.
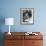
xmin=5 ymin=18 xmax=14 ymax=25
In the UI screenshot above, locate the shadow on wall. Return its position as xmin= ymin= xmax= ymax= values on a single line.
xmin=0 ymin=16 xmax=5 ymax=46
xmin=0 ymin=16 xmax=5 ymax=25
xmin=0 ymin=16 xmax=5 ymax=32
xmin=0 ymin=33 xmax=4 ymax=46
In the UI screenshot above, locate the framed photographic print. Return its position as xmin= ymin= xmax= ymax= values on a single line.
xmin=20 ymin=8 xmax=34 ymax=25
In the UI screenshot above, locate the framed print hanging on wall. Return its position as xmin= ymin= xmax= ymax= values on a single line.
xmin=20 ymin=8 xmax=34 ymax=25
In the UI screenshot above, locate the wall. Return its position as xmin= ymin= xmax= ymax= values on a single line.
xmin=0 ymin=0 xmax=46 ymax=32
xmin=0 ymin=0 xmax=46 ymax=46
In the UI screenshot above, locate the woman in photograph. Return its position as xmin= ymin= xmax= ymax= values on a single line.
xmin=23 ymin=10 xmax=32 ymax=23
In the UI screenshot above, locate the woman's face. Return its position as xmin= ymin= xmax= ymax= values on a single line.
xmin=24 ymin=13 xmax=29 ymax=19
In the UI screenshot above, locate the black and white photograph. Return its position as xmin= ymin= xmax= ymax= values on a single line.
xmin=20 ymin=8 xmax=34 ymax=24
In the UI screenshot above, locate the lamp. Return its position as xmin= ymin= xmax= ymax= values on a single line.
xmin=5 ymin=18 xmax=14 ymax=35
